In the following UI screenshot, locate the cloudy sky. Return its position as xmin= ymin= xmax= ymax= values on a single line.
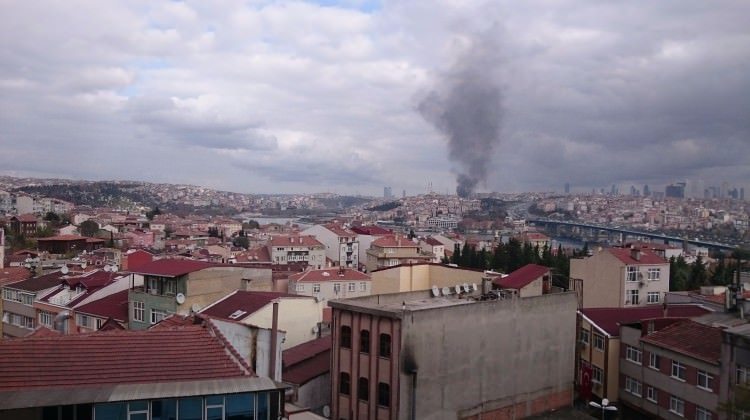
xmin=1 ymin=0 xmax=749 ymax=196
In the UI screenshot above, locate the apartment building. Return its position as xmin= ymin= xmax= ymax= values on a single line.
xmin=302 ymin=224 xmax=360 ymax=268
xmin=570 ymin=246 xmax=670 ymax=308
xmin=364 ymin=236 xmax=432 ymax=272
xmin=619 ymin=319 xmax=722 ymax=419
xmin=370 ymin=263 xmax=492 ymax=295
xmin=269 ymin=235 xmax=326 ymax=269
xmin=1 ymin=271 xmax=66 ymax=338
xmin=288 ymin=267 xmax=371 ymax=301
xmin=329 ymin=289 xmax=578 ymax=419
xmin=419 ymin=237 xmax=445 ymax=263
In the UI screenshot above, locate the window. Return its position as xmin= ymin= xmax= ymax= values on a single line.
xmin=377 ymin=382 xmax=390 ymax=407
xmin=150 ymin=308 xmax=168 ymax=325
xmin=646 ymin=386 xmax=658 ymax=403
xmin=626 ymin=345 xmax=642 ymax=365
xmin=360 ymin=330 xmax=370 ymax=354
xmin=147 ymin=277 xmax=159 ymax=294
xmin=626 ymin=289 xmax=639 ymax=305
xmin=128 ymin=400 xmax=149 ymax=420
xmin=648 ymin=268 xmax=661 ymax=280
xmin=295 ymin=284 xmax=304 ymax=292
xmin=379 ymin=333 xmax=391 ymax=358
xmin=340 ymin=372 xmax=350 ymax=395
xmin=164 ymin=279 xmax=177 ymax=295
xmin=580 ymin=329 xmax=590 ymax=345
xmin=592 ymin=366 xmax=603 ymax=384
xmin=649 ymin=352 xmax=660 ymax=370
xmin=737 ymin=365 xmax=750 ymax=385
xmin=77 ymin=314 xmax=92 ymax=328
xmin=348 ymin=283 xmax=356 ymax=292
xmin=312 ymin=283 xmax=320 ymax=293
xmin=39 ymin=311 xmax=53 ymax=327
xmin=647 ymin=292 xmax=660 ymax=304
xmin=21 ymin=293 xmax=33 ymax=305
xmin=340 ymin=325 xmax=352 ymax=348
xmin=178 ymin=397 xmax=203 ymax=420
xmin=593 ymin=333 xmax=604 ymax=351
xmin=358 ymin=377 xmax=369 ymax=401
xmin=133 ymin=301 xmax=144 ymax=322
xmin=670 ymin=396 xmax=685 ymax=416
xmin=672 ymin=361 xmax=686 ymax=381
xmin=697 ymin=370 xmax=714 ymax=391
xmin=334 ymin=283 xmax=341 ymax=294
xmin=96 ymin=318 xmax=103 ymax=329
xmin=696 ymin=406 xmax=712 ymax=420
xmin=359 ymin=282 xmax=367 ymax=292
xmin=627 ymin=266 xmax=638 ymax=282
xmin=625 ymin=376 xmax=642 ymax=396
xmin=225 ymin=393 xmax=254 ymax=420
xmin=206 ymin=395 xmax=224 ymax=420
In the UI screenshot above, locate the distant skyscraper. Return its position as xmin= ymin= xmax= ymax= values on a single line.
xmin=741 ymin=187 xmax=745 ymax=201
xmin=643 ymin=184 xmax=650 ymax=197
xmin=611 ymin=184 xmax=617 ymax=195
xmin=402 ymin=189 xmax=406 ymax=198
xmin=564 ymin=183 xmax=570 ymax=194
xmin=665 ymin=182 xmax=686 ymax=199
xmin=384 ymin=186 xmax=393 ymax=199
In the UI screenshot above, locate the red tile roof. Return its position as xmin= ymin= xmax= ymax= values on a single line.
xmin=607 ymin=247 xmax=666 ymax=265
xmin=75 ymin=289 xmax=129 ymax=322
xmin=423 ymin=237 xmax=443 ymax=246
xmin=350 ymin=225 xmax=392 ymax=235
xmin=0 ymin=325 xmax=252 ymax=391
xmin=129 ymin=258 xmax=216 ymax=277
xmin=282 ymin=336 xmax=331 ymax=385
xmin=36 ymin=235 xmax=90 ymax=242
xmin=4 ymin=271 xmax=66 ymax=292
xmin=269 ymin=235 xmax=323 ymax=248
xmin=235 ymin=246 xmax=271 ymax=263
xmin=494 ymin=264 xmax=549 ymax=289
xmin=371 ymin=235 xmax=418 ymax=248
xmin=13 ymin=214 xmax=38 ymax=223
xmin=580 ymin=305 xmax=711 ymax=336
xmin=201 ymin=291 xmax=308 ymax=321
xmin=641 ymin=319 xmax=723 ymax=364
xmin=289 ymin=268 xmax=370 ymax=283
xmin=0 ymin=267 xmax=33 ymax=286
xmin=324 ymin=224 xmax=355 ymax=237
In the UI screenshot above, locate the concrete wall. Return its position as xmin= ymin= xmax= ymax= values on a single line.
xmin=184 ymin=267 xmax=245 ymax=313
xmin=242 ymin=298 xmax=323 ymax=349
xmin=241 ymin=267 xmax=273 ymax=292
xmin=291 ymin=279 xmax=371 ymax=301
xmin=296 ymin=373 xmax=331 ymax=414
xmin=302 ymin=225 xmax=339 ymax=263
xmin=210 ymin=318 xmax=283 ymax=381
xmin=401 ymin=292 xmax=577 ymax=419
xmin=371 ymin=264 xmax=487 ymax=295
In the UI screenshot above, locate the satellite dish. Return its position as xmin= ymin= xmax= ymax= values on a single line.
xmin=61 ymin=265 xmax=69 ymax=275
xmin=463 ymin=283 xmax=470 ymax=292
xmin=103 ymin=265 xmax=111 ymax=272
xmin=431 ymin=286 xmax=440 ymax=297
xmin=455 ymin=285 xmax=462 ymax=294
xmin=472 ymin=283 xmax=478 ymax=291
xmin=191 ymin=303 xmax=201 ymax=313
xmin=111 ymin=264 xmax=119 ymax=272
xmin=175 ymin=293 xmax=186 ymax=304
xmin=81 ymin=261 xmax=87 ymax=269
xmin=441 ymin=287 xmax=451 ymax=296
xmin=323 ymin=405 xmax=331 ymax=418
xmin=312 ymin=325 xmax=320 ymax=334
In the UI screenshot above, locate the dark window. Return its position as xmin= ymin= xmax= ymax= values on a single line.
xmin=341 ymin=326 xmax=352 ymax=348
xmin=340 ymin=372 xmax=351 ymax=395
xmin=360 ymin=330 xmax=370 ymax=354
xmin=378 ymin=382 xmax=390 ymax=407
xmin=379 ymin=333 xmax=391 ymax=358
xmin=358 ymin=377 xmax=369 ymax=401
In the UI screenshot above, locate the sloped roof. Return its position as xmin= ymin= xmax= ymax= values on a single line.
xmin=289 ymin=268 xmax=370 ymax=283
xmin=75 ymin=289 xmax=129 ymax=322
xmin=641 ymin=319 xmax=723 ymax=364
xmin=0 ymin=325 xmax=252 ymax=391
xmin=580 ymin=305 xmax=711 ymax=337
xmin=423 ymin=237 xmax=443 ymax=246
xmin=12 ymin=214 xmax=38 ymax=223
xmin=36 ymin=235 xmax=89 ymax=242
xmin=201 ymin=291 xmax=308 ymax=321
xmin=128 ymin=259 xmax=216 ymax=277
xmin=4 ymin=271 xmax=66 ymax=292
xmin=494 ymin=264 xmax=549 ymax=289
xmin=607 ymin=247 xmax=666 ymax=265
xmin=269 ymin=235 xmax=323 ymax=247
xmin=350 ymin=225 xmax=392 ymax=235
xmin=282 ymin=336 xmax=331 ymax=385
xmin=371 ymin=235 xmax=418 ymax=248
xmin=324 ymin=224 xmax=355 ymax=237
xmin=0 ymin=267 xmax=33 ymax=286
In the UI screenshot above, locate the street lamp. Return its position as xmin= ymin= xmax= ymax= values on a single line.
xmin=589 ymin=398 xmax=617 ymax=419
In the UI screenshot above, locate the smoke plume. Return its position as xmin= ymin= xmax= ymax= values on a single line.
xmin=418 ymin=36 xmax=504 ymax=198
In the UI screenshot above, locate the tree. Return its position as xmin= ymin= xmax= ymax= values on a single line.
xmin=451 ymin=243 xmax=461 ymax=265
xmin=35 ymin=226 xmax=54 ymax=238
xmin=146 ymin=206 xmax=162 ymax=221
xmin=243 ymin=220 xmax=260 ymax=230
xmin=233 ymin=235 xmax=249 ymax=249
xmin=670 ymin=255 xmax=690 ymax=291
xmin=79 ymin=220 xmax=100 ymax=237
xmin=688 ymin=255 xmax=708 ymax=290
xmin=44 ymin=212 xmax=61 ymax=226
xmin=506 ymin=238 xmax=523 ymax=272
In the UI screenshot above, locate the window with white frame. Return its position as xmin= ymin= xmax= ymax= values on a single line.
xmin=649 ymin=352 xmax=660 ymax=370
xmin=76 ymin=314 xmax=92 ymax=328
xmin=348 ymin=282 xmax=356 ymax=292
xmin=21 ymin=293 xmax=33 ymax=305
xmin=737 ymin=364 xmax=750 ymax=385
xmin=333 ymin=283 xmax=341 ymax=294
xmin=669 ymin=396 xmax=685 ymax=416
xmin=38 ymin=311 xmax=53 ymax=327
xmin=133 ymin=301 xmax=144 ymax=322
xmin=359 ymin=282 xmax=367 ymax=292
xmin=647 ymin=292 xmax=660 ymax=304
xmin=2 ymin=288 xmax=14 ymax=301
xmin=164 ymin=279 xmax=176 ymax=295
xmin=697 ymin=370 xmax=714 ymax=391
xmin=625 ymin=376 xmax=642 ymax=396
xmin=592 ymin=366 xmax=603 ymax=384
xmin=150 ymin=308 xmax=168 ymax=325
xmin=696 ymin=406 xmax=712 ymax=420
xmin=593 ymin=333 xmax=604 ymax=351
xmin=312 ymin=283 xmax=320 ymax=293
xmin=626 ymin=345 xmax=642 ymax=364
xmin=626 ymin=289 xmax=639 ymax=305
xmin=295 ymin=284 xmax=305 ymax=292
xmin=627 ymin=266 xmax=638 ymax=282
xmin=671 ymin=361 xmax=686 ymax=381
xmin=646 ymin=386 xmax=658 ymax=403
xmin=648 ymin=268 xmax=661 ymax=280
xmin=580 ymin=329 xmax=590 ymax=345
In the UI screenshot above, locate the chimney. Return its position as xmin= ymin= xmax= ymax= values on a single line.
xmin=630 ymin=246 xmax=641 ymax=261
xmin=482 ymin=277 xmax=493 ymax=294
xmin=269 ymin=300 xmax=279 ymax=381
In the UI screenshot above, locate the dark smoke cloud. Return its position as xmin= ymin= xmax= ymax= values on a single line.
xmin=418 ymin=35 xmax=504 ymax=197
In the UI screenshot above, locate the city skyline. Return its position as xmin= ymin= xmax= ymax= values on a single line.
xmin=1 ymin=1 xmax=749 ymax=195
